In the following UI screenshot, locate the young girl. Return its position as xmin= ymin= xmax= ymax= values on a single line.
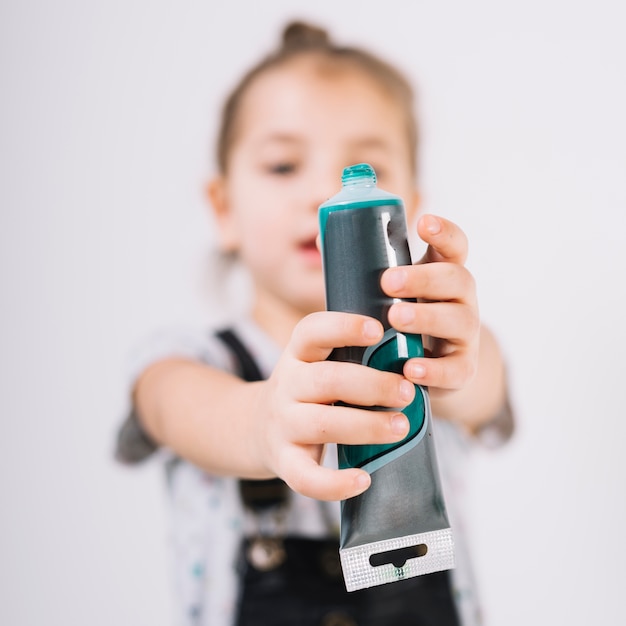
xmin=117 ymin=20 xmax=512 ymax=626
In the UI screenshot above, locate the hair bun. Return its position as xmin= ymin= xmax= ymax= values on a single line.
xmin=281 ymin=21 xmax=330 ymax=51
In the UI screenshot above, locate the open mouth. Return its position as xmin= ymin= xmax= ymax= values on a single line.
xmin=298 ymin=237 xmax=322 ymax=265
xmin=299 ymin=238 xmax=318 ymax=253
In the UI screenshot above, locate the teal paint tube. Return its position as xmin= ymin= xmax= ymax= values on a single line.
xmin=319 ymin=163 xmax=455 ymax=592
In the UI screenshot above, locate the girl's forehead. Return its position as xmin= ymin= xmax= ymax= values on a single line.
xmin=223 ymin=55 xmax=416 ymax=173
xmin=237 ymin=59 xmax=405 ymax=134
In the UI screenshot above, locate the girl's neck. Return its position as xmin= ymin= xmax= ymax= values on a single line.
xmin=251 ymin=289 xmax=311 ymax=349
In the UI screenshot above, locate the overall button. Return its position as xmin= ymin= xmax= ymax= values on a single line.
xmin=319 ymin=611 xmax=358 ymax=626
xmin=246 ymin=537 xmax=286 ymax=571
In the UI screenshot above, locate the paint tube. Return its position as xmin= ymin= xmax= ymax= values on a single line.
xmin=318 ymin=163 xmax=455 ymax=592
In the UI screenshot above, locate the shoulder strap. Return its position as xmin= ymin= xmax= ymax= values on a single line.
xmin=214 ymin=328 xmax=289 ymax=511
xmin=215 ymin=328 xmax=264 ymax=382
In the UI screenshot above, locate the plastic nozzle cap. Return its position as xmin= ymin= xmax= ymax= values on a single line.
xmin=342 ymin=163 xmax=377 ymax=187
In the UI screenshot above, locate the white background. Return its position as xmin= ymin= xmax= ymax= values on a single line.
xmin=1 ymin=1 xmax=625 ymax=624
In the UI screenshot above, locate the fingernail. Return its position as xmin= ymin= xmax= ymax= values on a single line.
xmin=424 ymin=215 xmax=441 ymax=235
xmin=408 ymin=363 xmax=426 ymax=379
xmin=396 ymin=304 xmax=414 ymax=324
xmin=363 ymin=319 xmax=381 ymax=339
xmin=386 ymin=268 xmax=407 ymax=291
xmin=399 ymin=379 xmax=415 ymax=402
xmin=391 ymin=413 xmax=409 ymax=435
xmin=355 ymin=472 xmax=371 ymax=491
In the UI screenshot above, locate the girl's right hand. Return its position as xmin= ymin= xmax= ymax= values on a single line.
xmin=252 ymin=311 xmax=415 ymax=501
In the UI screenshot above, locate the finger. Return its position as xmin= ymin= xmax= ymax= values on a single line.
xmin=283 ymin=402 xmax=411 ymax=446
xmin=416 ymin=214 xmax=469 ymax=265
xmin=291 ymin=311 xmax=383 ymax=363
xmin=291 ymin=360 xmax=415 ymax=408
xmin=387 ymin=301 xmax=480 ymax=345
xmin=281 ymin=450 xmax=371 ymax=501
xmin=381 ymin=262 xmax=476 ymax=304
xmin=403 ymin=352 xmax=478 ymax=391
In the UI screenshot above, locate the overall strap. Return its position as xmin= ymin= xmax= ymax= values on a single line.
xmin=215 ymin=328 xmax=264 ymax=382
xmin=214 ymin=328 xmax=288 ymax=511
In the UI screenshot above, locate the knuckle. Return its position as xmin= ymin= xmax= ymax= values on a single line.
xmin=308 ymin=406 xmax=330 ymax=439
xmin=341 ymin=312 xmax=364 ymax=340
xmin=435 ymin=357 xmax=458 ymax=390
xmin=432 ymin=359 xmax=450 ymax=388
xmin=286 ymin=470 xmax=307 ymax=494
xmin=462 ymin=305 xmax=481 ymax=338
xmin=291 ymin=313 xmax=312 ymax=341
xmin=386 ymin=373 xmax=407 ymax=405
xmin=421 ymin=304 xmax=438 ymax=329
xmin=417 ymin=264 xmax=437 ymax=295
xmin=310 ymin=361 xmax=339 ymax=397
xmin=361 ymin=369 xmax=399 ymax=408
xmin=448 ymin=355 xmax=476 ymax=389
xmin=460 ymin=356 xmax=477 ymax=384
xmin=445 ymin=263 xmax=474 ymax=298
xmin=451 ymin=303 xmax=479 ymax=343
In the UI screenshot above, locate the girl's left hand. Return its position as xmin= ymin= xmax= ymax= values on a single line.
xmin=380 ymin=214 xmax=480 ymax=407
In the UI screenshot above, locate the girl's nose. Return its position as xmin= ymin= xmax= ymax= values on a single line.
xmin=308 ymin=168 xmax=342 ymax=213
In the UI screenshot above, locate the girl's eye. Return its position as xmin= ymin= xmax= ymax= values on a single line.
xmin=267 ymin=162 xmax=297 ymax=175
xmin=369 ymin=165 xmax=386 ymax=181
xmin=352 ymin=160 xmax=386 ymax=182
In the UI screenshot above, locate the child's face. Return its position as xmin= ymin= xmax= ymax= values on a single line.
xmin=210 ymin=57 xmax=419 ymax=321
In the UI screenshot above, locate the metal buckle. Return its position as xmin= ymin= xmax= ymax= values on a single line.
xmin=246 ymin=537 xmax=287 ymax=571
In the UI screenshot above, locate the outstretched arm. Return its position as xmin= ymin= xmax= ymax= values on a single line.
xmin=134 ymin=311 xmax=412 ymax=501
xmin=134 ymin=214 xmax=512 ymax=502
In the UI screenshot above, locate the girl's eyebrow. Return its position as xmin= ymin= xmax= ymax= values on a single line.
xmin=348 ymin=137 xmax=393 ymax=151
xmin=255 ymin=133 xmax=302 ymax=147
xmin=253 ymin=134 xmax=395 ymax=152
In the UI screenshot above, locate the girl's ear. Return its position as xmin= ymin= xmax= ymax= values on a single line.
xmin=206 ymin=176 xmax=239 ymax=252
